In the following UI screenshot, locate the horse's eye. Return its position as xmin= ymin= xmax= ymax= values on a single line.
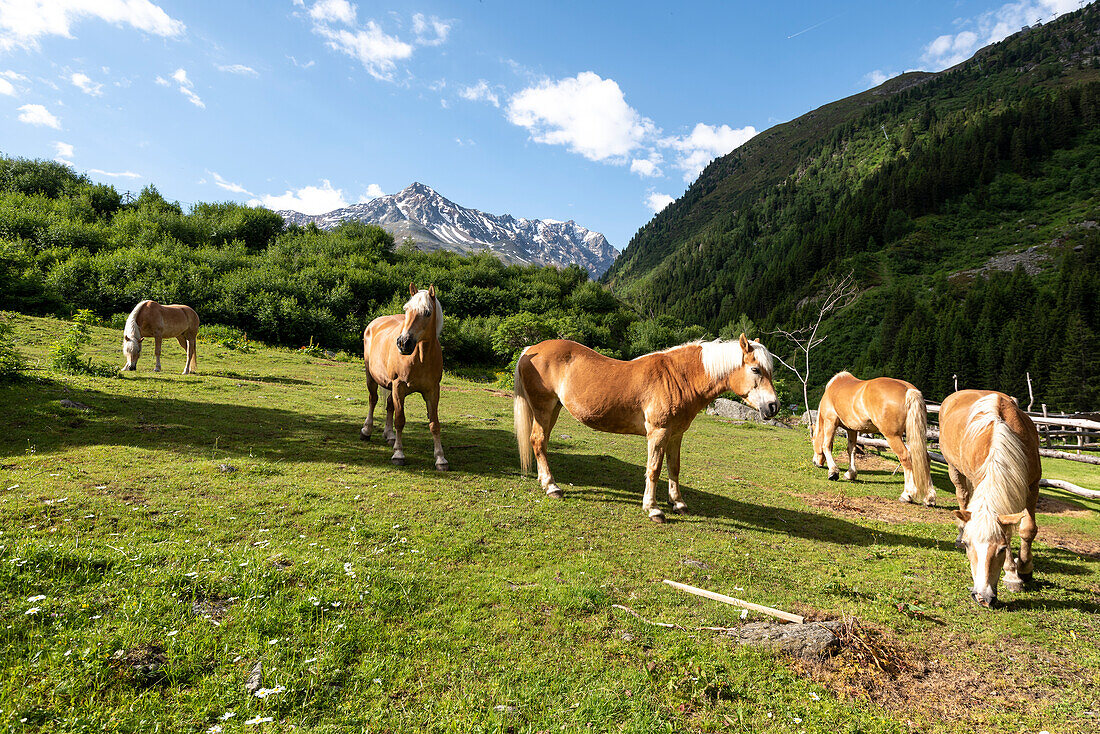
xmin=751 ymin=367 xmax=761 ymax=375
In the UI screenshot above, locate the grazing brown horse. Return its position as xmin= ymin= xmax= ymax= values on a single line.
xmin=939 ymin=390 xmax=1040 ymax=607
xmin=514 ymin=334 xmax=777 ymax=522
xmin=122 ymin=300 xmax=199 ymax=374
xmin=360 ymin=284 xmax=449 ymax=470
xmin=812 ymin=372 xmax=934 ymax=504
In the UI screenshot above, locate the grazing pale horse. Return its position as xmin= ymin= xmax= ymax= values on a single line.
xmin=360 ymin=284 xmax=449 ymax=470
xmin=939 ymin=390 xmax=1040 ymax=607
xmin=812 ymin=372 xmax=934 ymax=505
xmin=514 ymin=334 xmax=778 ymax=522
xmin=122 ymin=300 xmax=199 ymax=374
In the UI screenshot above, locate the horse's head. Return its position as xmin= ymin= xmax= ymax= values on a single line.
xmin=732 ymin=333 xmax=778 ymax=419
xmin=122 ymin=326 xmax=143 ymax=370
xmin=953 ymin=508 xmax=1025 ymax=607
xmin=397 ymin=283 xmax=441 ymax=356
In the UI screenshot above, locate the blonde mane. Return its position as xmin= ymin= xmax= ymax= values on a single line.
xmin=403 ymin=291 xmax=444 ymax=338
xmin=124 ymin=300 xmax=148 ymax=345
xmin=962 ymin=394 xmax=1032 ymax=541
xmin=700 ymin=338 xmax=773 ymax=381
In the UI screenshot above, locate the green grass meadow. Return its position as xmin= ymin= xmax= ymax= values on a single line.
xmin=1 ymin=314 xmax=1098 ymax=733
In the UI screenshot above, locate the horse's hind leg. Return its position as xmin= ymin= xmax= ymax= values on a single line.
xmin=360 ymin=374 xmax=378 ymax=441
xmin=383 ymin=389 xmax=396 ymax=444
xmin=812 ymin=409 xmax=828 ymax=467
xmin=177 ymin=335 xmax=194 ymax=375
xmin=844 ymin=428 xmax=859 ymax=481
xmin=888 ymin=433 xmax=917 ymax=503
xmin=666 ymin=432 xmax=687 ymax=514
xmin=425 ymin=385 xmax=448 ymax=471
xmin=154 ymin=336 xmax=163 ymax=372
xmin=532 ymin=401 xmax=563 ymax=498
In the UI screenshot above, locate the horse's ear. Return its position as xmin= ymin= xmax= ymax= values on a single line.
xmin=428 ymin=284 xmax=435 ymax=298
xmin=409 ymin=283 xmax=417 ymax=296
xmin=738 ymin=333 xmax=750 ymax=352
xmin=953 ymin=509 xmax=971 ymax=524
xmin=998 ymin=510 xmax=1027 ymax=527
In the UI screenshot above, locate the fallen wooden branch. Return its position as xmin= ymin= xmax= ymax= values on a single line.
xmin=856 ymin=437 xmax=1100 ymax=500
xmin=612 ymin=604 xmax=738 ymax=632
xmin=662 ymin=580 xmax=805 ymax=624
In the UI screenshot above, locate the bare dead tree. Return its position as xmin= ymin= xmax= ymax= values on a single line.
xmin=770 ymin=272 xmax=859 ymax=432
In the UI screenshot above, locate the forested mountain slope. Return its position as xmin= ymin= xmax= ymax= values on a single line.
xmin=603 ymin=4 xmax=1100 ymax=410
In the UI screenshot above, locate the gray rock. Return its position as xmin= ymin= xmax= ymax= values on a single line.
xmin=59 ymin=399 xmax=92 ymax=411
xmin=720 ymin=620 xmax=843 ymax=659
xmin=245 ymin=660 xmax=262 ymax=693
xmin=800 ymin=409 xmax=818 ymax=426
xmin=707 ymin=398 xmax=788 ymax=428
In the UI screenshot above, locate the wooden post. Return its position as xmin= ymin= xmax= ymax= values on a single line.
xmin=952 ymin=373 xmax=958 ymax=392
xmin=1026 ymin=372 xmax=1034 ymax=412
xmin=1078 ymin=426 xmax=1084 ymax=455
xmin=662 ymin=580 xmax=806 ymax=624
xmin=1042 ymin=404 xmax=1049 ymax=447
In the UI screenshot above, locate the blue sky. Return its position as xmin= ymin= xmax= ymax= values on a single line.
xmin=0 ymin=0 xmax=1085 ymax=249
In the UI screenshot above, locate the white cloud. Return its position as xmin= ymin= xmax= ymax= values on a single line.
xmin=358 ymin=183 xmax=384 ymax=201
xmin=660 ymin=122 xmax=757 ymax=182
xmin=630 ymin=152 xmax=663 ymax=178
xmin=211 ymin=171 xmax=253 ymax=196
xmin=17 ymin=103 xmax=60 ymax=128
xmin=507 ymin=71 xmax=655 ymax=163
xmin=53 ymin=141 xmax=73 ymax=164
xmin=288 ymin=55 xmax=315 ymax=69
xmin=88 ymin=168 xmax=140 ymax=179
xmin=309 ymin=0 xmax=356 ymax=25
xmin=217 ymin=64 xmax=258 ymax=76
xmin=315 ymin=22 xmax=413 ymax=81
xmin=250 ymin=180 xmax=349 ymax=214
xmin=412 ymin=13 xmax=450 ymax=46
xmin=863 ymin=69 xmax=899 ymax=88
xmin=0 ymin=77 xmax=13 ymax=95
xmin=70 ymin=71 xmax=103 ymax=96
xmin=459 ymin=79 xmax=499 ymax=107
xmin=645 ymin=191 xmax=674 ymax=213
xmin=162 ymin=67 xmax=204 ymax=108
xmin=921 ymin=0 xmax=1080 ymax=70
xmin=0 ymin=0 xmax=185 ymax=52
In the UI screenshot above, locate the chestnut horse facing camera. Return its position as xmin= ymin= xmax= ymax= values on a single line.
xmin=360 ymin=284 xmax=449 ymax=471
xmin=514 ymin=334 xmax=777 ymax=522
xmin=121 ymin=300 xmax=199 ymax=374
xmin=812 ymin=372 xmax=934 ymax=505
xmin=939 ymin=389 xmax=1040 ymax=607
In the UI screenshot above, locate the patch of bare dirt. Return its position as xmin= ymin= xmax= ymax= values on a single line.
xmin=797 ymin=492 xmax=941 ymax=525
xmin=792 ymin=620 xmax=1092 ymax=728
xmin=110 ymin=644 xmax=167 ymax=685
xmin=1036 ymin=495 xmax=1092 ymax=518
xmin=1041 ymin=532 xmax=1100 ymax=560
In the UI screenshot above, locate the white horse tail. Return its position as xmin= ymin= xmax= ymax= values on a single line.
xmin=513 ymin=347 xmax=534 ymax=475
xmin=904 ymin=388 xmax=934 ymax=502
xmin=967 ymin=394 xmax=1031 ymax=517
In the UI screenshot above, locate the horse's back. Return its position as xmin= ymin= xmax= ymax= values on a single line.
xmin=940 ymin=390 xmax=1039 ymax=482
xmin=823 ymin=372 xmax=915 ymax=433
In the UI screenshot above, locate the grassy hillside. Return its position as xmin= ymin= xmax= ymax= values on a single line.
xmin=603 ymin=4 xmax=1100 ymax=409
xmin=1 ymin=314 xmax=1098 ymax=732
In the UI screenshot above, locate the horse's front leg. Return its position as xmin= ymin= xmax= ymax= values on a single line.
xmin=425 ymin=385 xmax=448 ymax=471
xmin=947 ymin=464 xmax=971 ymax=548
xmin=154 ymin=336 xmax=163 ymax=372
xmin=1015 ymin=487 xmax=1039 ymax=583
xmin=643 ymin=427 xmax=669 ymax=523
xmin=390 ymin=384 xmax=408 ymax=466
xmin=383 ymin=388 xmax=396 ymax=444
xmin=666 ymin=432 xmax=687 ymax=514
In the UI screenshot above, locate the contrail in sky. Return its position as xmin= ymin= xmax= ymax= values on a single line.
xmin=787 ymin=13 xmax=845 ymax=39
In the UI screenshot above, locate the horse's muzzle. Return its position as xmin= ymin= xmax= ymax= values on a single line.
xmin=971 ymin=588 xmax=997 ymax=607
xmin=760 ymin=401 xmax=778 ymax=419
xmin=396 ymin=334 xmax=415 ymax=355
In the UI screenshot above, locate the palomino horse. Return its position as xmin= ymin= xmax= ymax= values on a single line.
xmin=812 ymin=372 xmax=934 ymax=504
xmin=514 ymin=334 xmax=777 ymax=522
xmin=122 ymin=300 xmax=199 ymax=374
xmin=940 ymin=390 xmax=1040 ymax=607
xmin=360 ymin=284 xmax=449 ymax=470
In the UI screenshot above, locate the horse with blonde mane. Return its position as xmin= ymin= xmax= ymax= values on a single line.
xmin=514 ymin=334 xmax=777 ymax=522
xmin=939 ymin=389 xmax=1040 ymax=607
xmin=121 ymin=300 xmax=199 ymax=374
xmin=812 ymin=372 xmax=934 ymax=504
xmin=360 ymin=284 xmax=449 ymax=471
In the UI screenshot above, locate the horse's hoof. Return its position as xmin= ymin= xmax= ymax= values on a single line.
xmin=391 ymin=456 xmax=406 ymax=467
xmin=670 ymin=503 xmax=687 ymax=515
xmin=1018 ymin=571 xmax=1034 ymax=584
xmin=435 ymin=462 xmax=450 ymax=472
xmin=1003 ymin=579 xmax=1024 ymax=593
xmin=648 ymin=509 xmax=666 ymax=524
xmin=899 ymin=493 xmax=915 ymax=504
xmin=845 ymin=471 xmax=857 ymax=482
xmin=924 ymin=497 xmax=937 ymax=507
xmin=828 ymin=471 xmax=839 ymax=481
xmin=546 ymin=486 xmax=563 ymax=499
xmin=359 ymin=429 xmax=371 ymax=441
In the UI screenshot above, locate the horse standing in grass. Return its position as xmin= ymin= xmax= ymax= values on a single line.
xmin=812 ymin=372 xmax=934 ymax=505
xmin=121 ymin=300 xmax=199 ymax=374
xmin=939 ymin=390 xmax=1040 ymax=607
xmin=513 ymin=334 xmax=777 ymax=522
xmin=360 ymin=284 xmax=449 ymax=471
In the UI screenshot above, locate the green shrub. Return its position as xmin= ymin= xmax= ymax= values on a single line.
xmin=0 ymin=312 xmax=26 ymax=379
xmin=48 ymin=310 xmax=116 ymax=377
xmin=200 ymin=323 xmax=254 ymax=353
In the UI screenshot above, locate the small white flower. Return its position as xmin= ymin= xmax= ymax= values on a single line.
xmin=740 ymin=609 xmax=748 ymax=619
xmin=809 ymin=691 xmax=820 ymax=700
xmin=166 ymin=630 xmax=178 ymax=637
xmin=793 ymin=718 xmax=802 ymax=724
xmin=27 ymin=595 xmax=46 ymax=603
xmin=25 ymin=607 xmax=40 ymax=615
xmin=185 ymin=571 xmax=198 ymax=578
xmin=220 ymin=712 xmax=236 ymax=721
xmin=373 ymin=678 xmax=382 ymax=684
xmin=244 ymin=716 xmax=273 ymax=725
xmin=254 ymin=685 xmax=286 ymax=698
xmin=304 ymin=657 xmax=317 ymax=664
xmin=268 ymin=638 xmax=279 ymax=645
xmin=207 ymin=726 xmax=223 ymax=734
